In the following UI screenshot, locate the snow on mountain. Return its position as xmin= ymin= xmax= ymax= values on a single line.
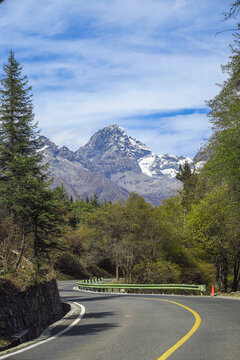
xmin=161 ymin=169 xmax=177 ymax=178
xmin=138 ymin=155 xmax=156 ymax=177
xmin=37 ymin=144 xmax=49 ymax=152
xmin=138 ymin=153 xmax=193 ymax=179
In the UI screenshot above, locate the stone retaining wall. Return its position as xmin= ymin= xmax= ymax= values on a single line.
xmin=0 ymin=279 xmax=64 ymax=343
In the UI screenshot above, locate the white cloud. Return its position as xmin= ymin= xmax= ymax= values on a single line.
xmin=125 ymin=113 xmax=211 ymax=157
xmin=0 ymin=0 xmax=236 ymax=156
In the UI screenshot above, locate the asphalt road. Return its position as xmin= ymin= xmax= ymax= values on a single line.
xmin=3 ymin=280 xmax=240 ymax=360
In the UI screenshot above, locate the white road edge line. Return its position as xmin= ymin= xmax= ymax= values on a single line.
xmin=0 ymin=302 xmax=86 ymax=360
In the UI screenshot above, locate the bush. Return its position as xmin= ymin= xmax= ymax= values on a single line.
xmin=53 ymin=254 xmax=86 ymax=278
xmin=132 ymin=260 xmax=181 ymax=284
xmin=85 ymin=263 xmax=111 ymax=278
xmin=179 ymin=261 xmax=215 ymax=286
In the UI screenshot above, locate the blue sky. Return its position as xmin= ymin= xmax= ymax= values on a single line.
xmin=0 ymin=0 xmax=237 ymax=157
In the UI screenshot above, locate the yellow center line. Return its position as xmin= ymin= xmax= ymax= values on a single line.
xmin=140 ymin=298 xmax=201 ymax=360
xmin=76 ymin=290 xmax=201 ymax=359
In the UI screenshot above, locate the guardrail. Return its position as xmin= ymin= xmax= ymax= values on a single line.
xmin=76 ymin=279 xmax=206 ymax=295
xmin=77 ymin=278 xmax=104 ymax=284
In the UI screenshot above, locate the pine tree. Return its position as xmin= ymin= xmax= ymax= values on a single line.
xmin=0 ymin=50 xmax=42 ymax=171
xmin=176 ymin=162 xmax=198 ymax=212
xmin=0 ymin=51 xmax=65 ymax=273
xmin=90 ymin=192 xmax=100 ymax=208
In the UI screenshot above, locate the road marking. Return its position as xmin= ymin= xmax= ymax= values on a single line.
xmin=153 ymin=299 xmax=201 ymax=360
xmin=74 ymin=288 xmax=201 ymax=359
xmin=74 ymin=291 xmax=201 ymax=358
xmin=0 ymin=302 xmax=86 ymax=360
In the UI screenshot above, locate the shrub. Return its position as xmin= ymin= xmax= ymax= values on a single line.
xmin=132 ymin=260 xmax=181 ymax=284
xmin=53 ymin=254 xmax=86 ymax=278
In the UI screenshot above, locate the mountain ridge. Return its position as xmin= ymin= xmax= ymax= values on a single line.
xmin=40 ymin=124 xmax=192 ymax=206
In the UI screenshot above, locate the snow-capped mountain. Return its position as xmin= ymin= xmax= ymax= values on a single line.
xmin=40 ymin=124 xmax=193 ymax=206
xmin=76 ymin=124 xmax=192 ymax=179
xmin=75 ymin=125 xmax=150 ymax=177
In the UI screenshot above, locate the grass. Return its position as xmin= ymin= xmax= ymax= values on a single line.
xmin=0 ymin=335 xmax=18 ymax=351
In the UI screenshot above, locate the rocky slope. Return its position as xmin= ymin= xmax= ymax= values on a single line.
xmin=40 ymin=125 xmax=192 ymax=206
xmin=40 ymin=136 xmax=130 ymax=203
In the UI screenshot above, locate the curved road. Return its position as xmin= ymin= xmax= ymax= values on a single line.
xmin=3 ymin=280 xmax=240 ymax=360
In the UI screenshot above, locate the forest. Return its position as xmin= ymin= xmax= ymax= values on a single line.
xmin=0 ymin=5 xmax=240 ymax=294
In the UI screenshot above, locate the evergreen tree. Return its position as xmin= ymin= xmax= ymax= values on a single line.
xmin=176 ymin=162 xmax=198 ymax=212
xmin=0 ymin=51 xmax=65 ymax=272
xmin=90 ymin=192 xmax=100 ymax=208
xmin=0 ymin=51 xmax=42 ymax=171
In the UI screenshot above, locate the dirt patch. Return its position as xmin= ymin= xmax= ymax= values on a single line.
xmin=0 ymin=334 xmax=20 ymax=352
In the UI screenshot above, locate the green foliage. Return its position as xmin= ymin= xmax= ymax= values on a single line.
xmin=75 ymin=193 xmax=211 ymax=285
xmin=53 ymin=253 xmax=86 ymax=278
xmin=68 ymin=196 xmax=96 ymax=229
xmin=132 ymin=260 xmax=181 ymax=284
xmin=0 ymin=51 xmax=66 ymax=278
xmin=76 ymin=194 xmax=156 ymax=282
xmin=176 ymin=162 xmax=198 ymax=212
xmin=186 ymin=185 xmax=240 ymax=291
xmin=196 ymin=34 xmax=240 ymax=291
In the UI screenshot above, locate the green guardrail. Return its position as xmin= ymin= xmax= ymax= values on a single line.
xmin=76 ymin=280 xmax=206 ymax=295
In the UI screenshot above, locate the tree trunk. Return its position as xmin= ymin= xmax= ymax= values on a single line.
xmin=231 ymin=257 xmax=240 ymax=292
xmin=116 ymin=263 xmax=119 ymax=282
xmin=34 ymin=222 xmax=40 ymax=273
xmin=216 ymin=263 xmax=221 ymax=290
xmin=223 ymin=260 xmax=228 ymax=293
xmin=122 ymin=270 xmax=126 ymax=282
xmin=125 ymin=265 xmax=130 ymax=283
xmin=216 ymin=260 xmax=228 ymax=292
xmin=15 ymin=224 xmax=25 ymax=270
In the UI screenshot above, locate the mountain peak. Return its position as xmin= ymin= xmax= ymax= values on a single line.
xmin=105 ymin=124 xmax=126 ymax=133
xmin=38 ymin=136 xmax=58 ymax=152
xmin=80 ymin=124 xmax=152 ymax=157
xmin=77 ymin=124 xmax=129 ymax=154
xmin=75 ymin=124 xmax=153 ymax=177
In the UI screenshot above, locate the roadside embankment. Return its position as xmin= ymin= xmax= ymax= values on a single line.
xmin=0 ymin=279 xmax=64 ymax=349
